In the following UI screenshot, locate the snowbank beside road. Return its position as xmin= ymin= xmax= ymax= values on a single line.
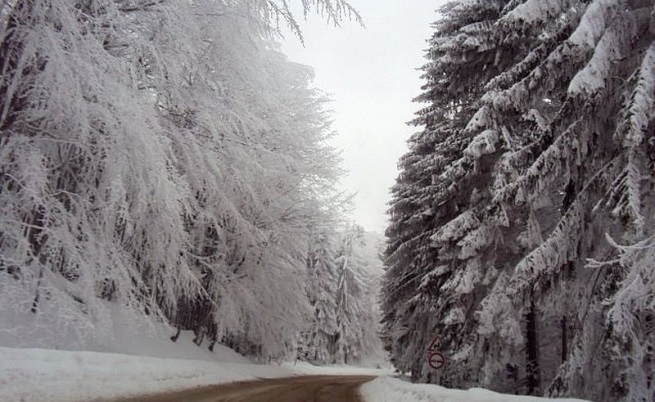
xmin=0 ymin=303 xmax=390 ymax=402
xmin=0 ymin=347 xmax=292 ymax=402
xmin=0 ymin=347 xmax=389 ymax=402
xmin=360 ymin=376 xmax=592 ymax=402
xmin=283 ymin=361 xmax=392 ymax=377
xmin=0 ymin=302 xmax=249 ymax=364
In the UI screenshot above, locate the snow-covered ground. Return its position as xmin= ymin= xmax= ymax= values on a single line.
xmin=0 ymin=301 xmax=248 ymax=363
xmin=1 ymin=304 xmax=589 ymax=402
xmin=0 ymin=303 xmax=388 ymax=401
xmin=360 ymin=376 xmax=592 ymax=402
xmin=284 ymin=361 xmax=392 ymax=377
xmin=1 ymin=346 xmax=289 ymax=402
xmin=0 ymin=347 xmax=390 ymax=402
xmin=1 ymin=346 xmax=594 ymax=402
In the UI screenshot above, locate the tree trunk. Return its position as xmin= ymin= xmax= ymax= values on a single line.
xmin=561 ymin=315 xmax=567 ymax=363
xmin=525 ymin=294 xmax=540 ymax=395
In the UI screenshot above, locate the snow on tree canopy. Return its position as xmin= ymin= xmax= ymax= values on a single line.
xmin=0 ymin=0 xmax=382 ymax=364
xmin=382 ymin=0 xmax=655 ymax=400
xmin=500 ymin=0 xmax=573 ymax=25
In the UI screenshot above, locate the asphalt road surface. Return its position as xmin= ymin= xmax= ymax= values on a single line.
xmin=114 ymin=375 xmax=376 ymax=402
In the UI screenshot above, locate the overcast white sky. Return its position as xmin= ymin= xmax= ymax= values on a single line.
xmin=281 ymin=0 xmax=444 ymax=233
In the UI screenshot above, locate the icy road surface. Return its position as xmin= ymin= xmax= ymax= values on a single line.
xmin=111 ymin=375 xmax=375 ymax=402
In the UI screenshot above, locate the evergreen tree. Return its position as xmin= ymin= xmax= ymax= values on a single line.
xmin=383 ymin=0 xmax=530 ymax=386
xmin=302 ymin=226 xmax=340 ymax=363
xmin=383 ymin=0 xmax=655 ymax=400
xmin=301 ymin=223 xmax=385 ymax=365
xmin=334 ymin=224 xmax=367 ymax=364
xmin=476 ymin=1 xmax=655 ymax=399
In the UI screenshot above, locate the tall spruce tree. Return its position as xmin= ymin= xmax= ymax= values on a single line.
xmin=383 ymin=0 xmax=530 ymax=386
xmin=383 ymin=0 xmax=655 ymax=400
xmin=302 ymin=225 xmax=340 ymax=362
xmin=476 ymin=1 xmax=655 ymax=400
xmin=301 ymin=223 xmax=385 ymax=365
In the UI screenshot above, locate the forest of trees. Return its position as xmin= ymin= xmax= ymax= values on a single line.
xmin=0 ymin=0 xmax=383 ymax=365
xmin=3 ymin=0 xmax=654 ymax=399
xmin=382 ymin=0 xmax=655 ymax=401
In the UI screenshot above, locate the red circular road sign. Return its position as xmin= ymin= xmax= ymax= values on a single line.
xmin=427 ymin=351 xmax=446 ymax=370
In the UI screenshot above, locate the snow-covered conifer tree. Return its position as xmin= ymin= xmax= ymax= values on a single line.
xmin=301 ymin=223 xmax=385 ymax=365
xmin=382 ymin=0 xmax=532 ymax=386
xmin=302 ymin=225 xmax=340 ymax=363
xmin=384 ymin=0 xmax=655 ymax=399
xmin=333 ymin=224 xmax=367 ymax=364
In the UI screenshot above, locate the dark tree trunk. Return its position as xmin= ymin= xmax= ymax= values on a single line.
xmin=170 ymin=326 xmax=181 ymax=342
xmin=561 ymin=315 xmax=568 ymax=363
xmin=525 ymin=294 xmax=540 ymax=395
xmin=31 ymin=267 xmax=43 ymax=313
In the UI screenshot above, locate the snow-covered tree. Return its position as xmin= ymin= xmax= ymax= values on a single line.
xmin=302 ymin=225 xmax=340 ymax=363
xmin=333 ymin=224 xmax=367 ymax=364
xmin=301 ymin=223 xmax=385 ymax=366
xmin=0 ymin=0 xmax=357 ymax=361
xmin=383 ymin=0 xmax=530 ymax=386
xmin=475 ymin=1 xmax=655 ymax=400
xmin=383 ymin=0 xmax=655 ymax=400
